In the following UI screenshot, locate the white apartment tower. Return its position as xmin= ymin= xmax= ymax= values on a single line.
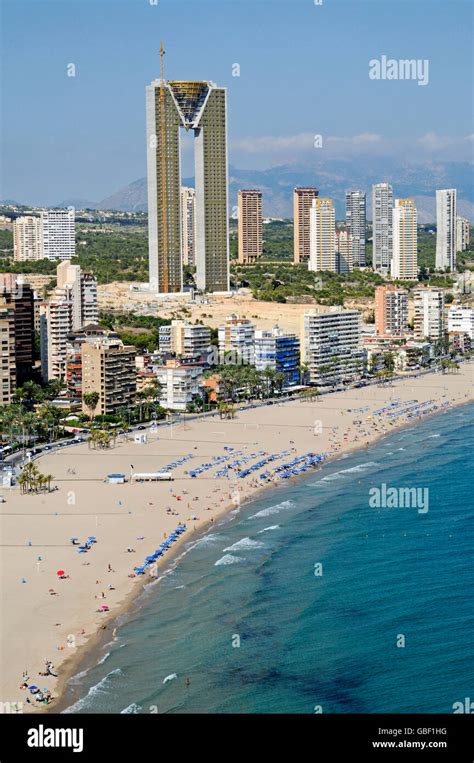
xmin=41 ymin=209 xmax=75 ymax=261
xmin=372 ymin=183 xmax=393 ymax=271
xmin=391 ymin=199 xmax=418 ymax=280
xmin=345 ymin=191 xmax=366 ymax=267
xmin=336 ymin=229 xmax=353 ymax=274
xmin=435 ymin=189 xmax=457 ymax=271
xmin=301 ymin=308 xmax=365 ymax=386
xmin=40 ymin=262 xmax=98 ymax=381
xmin=13 ymin=216 xmax=42 ymax=261
xmin=180 ymin=187 xmax=196 ymax=267
xmin=413 ymin=288 xmax=444 ymax=341
xmin=308 ymin=198 xmax=337 ymax=273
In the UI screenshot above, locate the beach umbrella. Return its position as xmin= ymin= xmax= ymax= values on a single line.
xmin=29 ymin=685 xmax=39 ymax=692
xmin=56 ymin=569 xmax=65 ymax=577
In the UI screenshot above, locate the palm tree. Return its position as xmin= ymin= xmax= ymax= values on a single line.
xmin=83 ymin=392 xmax=100 ymax=421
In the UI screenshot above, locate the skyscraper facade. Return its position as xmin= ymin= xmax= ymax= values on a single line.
xmin=146 ymin=79 xmax=229 ymax=293
xmin=237 ymin=189 xmax=263 ymax=264
xmin=345 ymin=191 xmax=366 ymax=267
xmin=293 ymin=188 xmax=319 ymax=264
xmin=13 ymin=216 xmax=42 ymax=261
xmin=180 ymin=186 xmax=196 ymax=267
xmin=391 ymin=199 xmax=418 ymax=281
xmin=435 ymin=189 xmax=457 ymax=271
xmin=308 ymin=198 xmax=337 ymax=273
xmin=372 ymin=183 xmax=393 ymax=271
xmin=41 ymin=209 xmax=75 ymax=261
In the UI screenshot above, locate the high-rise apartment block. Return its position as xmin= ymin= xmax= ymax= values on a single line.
xmin=345 ymin=191 xmax=366 ymax=266
xmin=372 ymin=183 xmax=393 ymax=271
xmin=41 ymin=209 xmax=75 ymax=261
xmin=158 ymin=320 xmax=211 ymax=358
xmin=293 ymin=188 xmax=319 ymax=264
xmin=254 ymin=327 xmax=300 ymax=387
xmin=374 ymin=285 xmax=408 ymax=336
xmin=0 ymin=275 xmax=35 ymax=388
xmin=391 ymin=198 xmax=418 ymax=280
xmin=456 ymin=216 xmax=470 ymax=253
xmin=218 ymin=314 xmax=255 ymax=364
xmin=413 ymin=288 xmax=444 ymax=341
xmin=81 ymin=340 xmax=137 ymax=415
xmin=336 ymin=229 xmax=353 ymax=274
xmin=308 ymin=198 xmax=337 ymax=273
xmin=13 ymin=216 xmax=42 ymax=261
xmin=302 ymin=308 xmax=364 ymax=386
xmin=40 ymin=262 xmax=98 ymax=381
xmin=0 ymin=297 xmax=17 ymax=404
xmin=237 ymin=189 xmax=263 ymax=264
xmin=146 ymin=78 xmax=229 ymax=293
xmin=435 ymin=189 xmax=457 ymax=271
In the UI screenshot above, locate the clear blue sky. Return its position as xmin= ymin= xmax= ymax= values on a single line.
xmin=1 ymin=0 xmax=473 ymax=204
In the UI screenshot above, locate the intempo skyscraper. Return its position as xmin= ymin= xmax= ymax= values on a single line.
xmin=146 ymin=47 xmax=229 ymax=293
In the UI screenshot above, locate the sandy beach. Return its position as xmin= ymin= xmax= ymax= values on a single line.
xmin=0 ymin=363 xmax=472 ymax=713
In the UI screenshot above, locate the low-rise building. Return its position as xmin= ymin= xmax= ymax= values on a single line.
xmin=447 ymin=306 xmax=474 ymax=340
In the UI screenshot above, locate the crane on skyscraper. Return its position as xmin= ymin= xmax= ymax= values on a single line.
xmin=159 ymin=41 xmax=169 ymax=292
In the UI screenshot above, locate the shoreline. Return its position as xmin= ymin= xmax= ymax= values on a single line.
xmin=1 ymin=364 xmax=472 ymax=714
xmin=53 ymin=390 xmax=473 ymax=713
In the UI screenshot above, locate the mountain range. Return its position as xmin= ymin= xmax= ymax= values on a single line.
xmin=31 ymin=158 xmax=474 ymax=223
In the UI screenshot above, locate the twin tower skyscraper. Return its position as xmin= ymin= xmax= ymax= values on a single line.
xmin=146 ymin=76 xmax=229 ymax=294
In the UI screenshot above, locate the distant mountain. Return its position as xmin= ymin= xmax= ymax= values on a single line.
xmin=55 ymin=197 xmax=99 ymax=210
xmin=93 ymin=159 xmax=473 ymax=222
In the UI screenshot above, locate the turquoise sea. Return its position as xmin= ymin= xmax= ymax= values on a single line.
xmin=63 ymin=403 xmax=474 ymax=714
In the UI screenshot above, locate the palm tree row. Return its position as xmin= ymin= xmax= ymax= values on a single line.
xmin=18 ymin=462 xmax=53 ymax=494
xmin=88 ymin=429 xmax=114 ymax=449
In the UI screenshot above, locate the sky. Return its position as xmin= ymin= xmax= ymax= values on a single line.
xmin=1 ymin=0 xmax=473 ymax=205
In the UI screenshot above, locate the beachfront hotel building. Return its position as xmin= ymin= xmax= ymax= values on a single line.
xmin=40 ymin=298 xmax=72 ymax=382
xmin=146 ymin=78 xmax=229 ymax=293
xmin=158 ymin=320 xmax=211 ymax=359
xmin=0 ymin=275 xmax=35 ymax=386
xmin=254 ymin=327 xmax=300 ymax=387
xmin=41 ymin=209 xmax=76 ymax=261
xmin=447 ymin=306 xmax=474 ymax=341
xmin=13 ymin=216 xmax=42 ymax=261
xmin=237 ymin=189 xmax=263 ymax=264
xmin=413 ymin=288 xmax=444 ymax=341
xmin=391 ymin=199 xmax=418 ymax=281
xmin=374 ymin=285 xmax=408 ymax=336
xmin=308 ymin=198 xmax=337 ymax=273
xmin=436 ymin=189 xmax=457 ymax=271
xmin=65 ymin=326 xmax=121 ymax=399
xmin=345 ymin=191 xmax=366 ymax=267
xmin=372 ymin=182 xmax=393 ymax=272
xmin=40 ymin=262 xmax=98 ymax=381
xmin=0 ymin=296 xmax=17 ymax=404
xmin=81 ymin=339 xmax=137 ymax=415
xmin=301 ymin=308 xmax=365 ymax=386
xmin=155 ymin=359 xmax=204 ymax=411
xmin=456 ymin=216 xmax=470 ymax=254
xmin=180 ymin=187 xmax=196 ymax=267
xmin=218 ymin=314 xmax=255 ymax=365
xmin=336 ymin=229 xmax=353 ymax=274
xmin=293 ymin=187 xmax=319 ymax=264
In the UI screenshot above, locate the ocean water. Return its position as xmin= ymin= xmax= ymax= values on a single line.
xmin=63 ymin=404 xmax=474 ymax=714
